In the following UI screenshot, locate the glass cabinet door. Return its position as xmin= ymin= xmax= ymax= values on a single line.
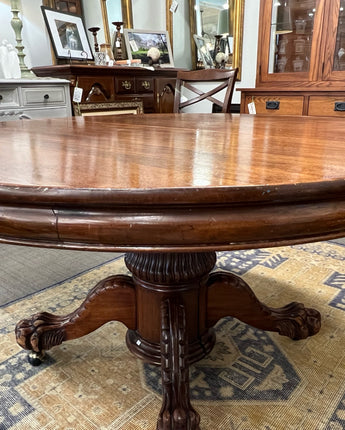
xmin=268 ymin=0 xmax=318 ymax=74
xmin=321 ymin=0 xmax=345 ymax=81
xmin=257 ymin=0 xmax=345 ymax=86
xmin=258 ymin=0 xmax=325 ymax=84
xmin=332 ymin=0 xmax=345 ymax=71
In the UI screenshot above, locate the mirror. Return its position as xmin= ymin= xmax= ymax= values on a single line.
xmin=100 ymin=0 xmax=133 ymax=45
xmin=100 ymin=1 xmax=171 ymax=46
xmin=189 ymin=0 xmax=244 ymax=78
xmin=100 ymin=1 xmax=172 ymax=59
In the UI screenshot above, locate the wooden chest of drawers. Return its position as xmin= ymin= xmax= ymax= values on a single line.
xmin=32 ymin=65 xmax=179 ymax=114
xmin=240 ymin=88 xmax=345 ymax=117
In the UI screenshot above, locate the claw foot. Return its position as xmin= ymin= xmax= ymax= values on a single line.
xmin=275 ymin=302 xmax=321 ymax=340
xmin=15 ymin=274 xmax=136 ymax=361
xmin=16 ymin=312 xmax=67 ymax=354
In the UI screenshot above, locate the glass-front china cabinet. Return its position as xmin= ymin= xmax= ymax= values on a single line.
xmin=268 ymin=0 xmax=317 ymax=75
xmin=240 ymin=0 xmax=345 ymax=116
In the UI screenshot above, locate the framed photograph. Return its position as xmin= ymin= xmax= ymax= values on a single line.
xmin=41 ymin=6 xmax=93 ymax=61
xmin=123 ymin=29 xmax=174 ymax=67
xmin=193 ymin=34 xmax=214 ymax=69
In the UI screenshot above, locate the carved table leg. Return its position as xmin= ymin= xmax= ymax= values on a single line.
xmin=15 ymin=274 xmax=136 ymax=365
xmin=206 ymin=271 xmax=321 ymax=340
xmin=157 ymin=299 xmax=200 ymax=430
xmin=125 ymin=252 xmax=217 ymax=429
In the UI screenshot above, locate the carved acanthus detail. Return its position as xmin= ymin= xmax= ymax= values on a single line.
xmin=125 ymin=252 xmax=216 ymax=284
xmin=157 ymin=298 xmax=200 ymax=430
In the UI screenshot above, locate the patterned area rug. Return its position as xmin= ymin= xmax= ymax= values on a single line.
xmin=1 ymin=242 xmax=345 ymax=430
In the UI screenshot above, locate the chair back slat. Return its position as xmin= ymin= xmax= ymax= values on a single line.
xmin=173 ymin=68 xmax=238 ymax=114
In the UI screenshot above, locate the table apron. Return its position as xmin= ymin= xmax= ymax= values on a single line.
xmin=1 ymin=199 xmax=344 ymax=250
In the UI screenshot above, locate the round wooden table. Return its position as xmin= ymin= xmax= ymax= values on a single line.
xmin=1 ymin=114 xmax=345 ymax=429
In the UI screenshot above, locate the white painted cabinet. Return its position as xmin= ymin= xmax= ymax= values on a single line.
xmin=0 ymin=78 xmax=71 ymax=121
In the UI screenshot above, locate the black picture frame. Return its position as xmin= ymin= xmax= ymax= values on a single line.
xmin=41 ymin=6 xmax=93 ymax=61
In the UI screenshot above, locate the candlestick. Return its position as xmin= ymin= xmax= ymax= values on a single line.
xmin=112 ymin=22 xmax=124 ymax=61
xmin=88 ymin=27 xmax=100 ymax=53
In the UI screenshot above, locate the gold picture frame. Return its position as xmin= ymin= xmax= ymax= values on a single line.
xmin=73 ymin=100 xmax=143 ymax=116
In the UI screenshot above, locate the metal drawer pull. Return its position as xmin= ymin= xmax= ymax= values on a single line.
xmin=141 ymin=81 xmax=151 ymax=90
xmin=121 ymin=81 xmax=132 ymax=90
xmin=334 ymin=102 xmax=345 ymax=112
xmin=266 ymin=100 xmax=280 ymax=110
xmin=44 ymin=94 xmax=50 ymax=100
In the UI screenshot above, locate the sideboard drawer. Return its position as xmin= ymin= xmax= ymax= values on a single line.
xmin=115 ymin=77 xmax=136 ymax=94
xmin=308 ymin=96 xmax=345 ymax=117
xmin=22 ymin=86 xmax=66 ymax=105
xmin=244 ymin=95 xmax=304 ymax=115
xmin=136 ymin=77 xmax=154 ymax=93
xmin=0 ymin=87 xmax=20 ymax=107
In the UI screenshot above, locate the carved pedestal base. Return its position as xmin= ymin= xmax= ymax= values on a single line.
xmin=15 ymin=251 xmax=321 ymax=429
xmin=15 ymin=274 xmax=136 ymax=362
xmin=206 ymin=272 xmax=321 ymax=340
xmin=126 ymin=328 xmax=216 ymax=366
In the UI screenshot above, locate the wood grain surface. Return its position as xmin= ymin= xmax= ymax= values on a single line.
xmin=0 ymin=113 xmax=344 ymax=251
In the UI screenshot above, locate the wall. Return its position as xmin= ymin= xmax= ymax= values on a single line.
xmin=172 ymin=0 xmax=193 ymax=70
xmin=0 ymin=0 xmax=259 ymax=103
xmin=83 ymin=0 xmax=103 ymax=47
xmin=132 ymin=0 xmax=165 ymax=30
xmin=0 ymin=0 xmax=51 ymax=68
xmin=235 ymin=0 xmax=260 ymax=103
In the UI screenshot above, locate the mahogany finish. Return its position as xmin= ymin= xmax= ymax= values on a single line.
xmin=1 ymin=113 xmax=345 ymax=429
xmin=32 ymin=64 xmax=179 ymax=113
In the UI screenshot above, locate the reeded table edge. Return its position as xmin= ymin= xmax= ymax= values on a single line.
xmin=0 ymin=180 xmax=345 ymax=206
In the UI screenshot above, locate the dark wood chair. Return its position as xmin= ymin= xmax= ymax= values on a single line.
xmin=173 ymin=68 xmax=238 ymax=113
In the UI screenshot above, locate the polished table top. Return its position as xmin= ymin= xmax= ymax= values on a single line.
xmin=0 ymin=113 xmax=345 ymax=251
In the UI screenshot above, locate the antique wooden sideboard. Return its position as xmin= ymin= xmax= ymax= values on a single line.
xmin=32 ymin=65 xmax=179 ymax=114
